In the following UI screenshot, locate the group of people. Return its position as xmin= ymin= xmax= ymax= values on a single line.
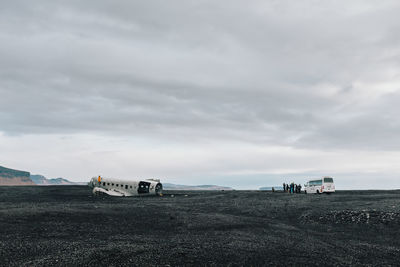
xmin=283 ymin=182 xmax=302 ymax=193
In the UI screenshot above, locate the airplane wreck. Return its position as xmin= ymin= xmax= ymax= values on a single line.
xmin=89 ymin=176 xmax=163 ymax=197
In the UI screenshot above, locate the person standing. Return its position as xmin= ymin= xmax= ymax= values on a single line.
xmin=283 ymin=183 xmax=286 ymax=192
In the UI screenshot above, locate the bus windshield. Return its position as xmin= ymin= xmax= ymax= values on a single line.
xmin=324 ymin=177 xmax=334 ymax=183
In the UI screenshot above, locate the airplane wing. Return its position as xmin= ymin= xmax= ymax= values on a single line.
xmin=92 ymin=187 xmax=125 ymax=197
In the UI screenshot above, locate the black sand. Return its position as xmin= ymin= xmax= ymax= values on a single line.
xmin=0 ymin=186 xmax=399 ymax=266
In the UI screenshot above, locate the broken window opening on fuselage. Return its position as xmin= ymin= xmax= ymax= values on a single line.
xmin=138 ymin=181 xmax=151 ymax=194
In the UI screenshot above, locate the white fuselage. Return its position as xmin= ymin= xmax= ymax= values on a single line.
xmin=304 ymin=177 xmax=335 ymax=194
xmin=89 ymin=176 xmax=163 ymax=197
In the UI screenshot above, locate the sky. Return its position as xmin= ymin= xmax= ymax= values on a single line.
xmin=1 ymin=0 xmax=400 ymax=189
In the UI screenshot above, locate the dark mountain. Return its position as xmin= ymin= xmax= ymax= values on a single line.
xmin=163 ymin=183 xmax=233 ymax=190
xmin=30 ymin=175 xmax=47 ymax=185
xmin=0 ymin=166 xmax=35 ymax=186
xmin=30 ymin=175 xmax=81 ymax=185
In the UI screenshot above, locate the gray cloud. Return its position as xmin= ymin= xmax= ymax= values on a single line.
xmin=1 ymin=1 xmax=400 ymax=186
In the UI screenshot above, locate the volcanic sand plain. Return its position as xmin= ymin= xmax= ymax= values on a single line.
xmin=0 ymin=186 xmax=400 ymax=266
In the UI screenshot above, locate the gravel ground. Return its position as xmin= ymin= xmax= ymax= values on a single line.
xmin=0 ymin=186 xmax=399 ymax=266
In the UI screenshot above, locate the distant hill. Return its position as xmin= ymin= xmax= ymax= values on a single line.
xmin=163 ymin=183 xmax=233 ymax=190
xmin=0 ymin=166 xmax=35 ymax=186
xmin=30 ymin=175 xmax=82 ymax=185
xmin=259 ymin=186 xmax=284 ymax=191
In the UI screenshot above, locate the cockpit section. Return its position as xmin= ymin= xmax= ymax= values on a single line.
xmin=155 ymin=183 xmax=163 ymax=195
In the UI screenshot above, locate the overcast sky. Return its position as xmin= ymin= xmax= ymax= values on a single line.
xmin=1 ymin=0 xmax=400 ymax=189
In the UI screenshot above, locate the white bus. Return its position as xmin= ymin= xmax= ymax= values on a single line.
xmin=304 ymin=177 xmax=335 ymax=194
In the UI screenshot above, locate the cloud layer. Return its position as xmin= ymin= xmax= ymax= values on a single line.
xmin=1 ymin=1 xmax=400 ymax=188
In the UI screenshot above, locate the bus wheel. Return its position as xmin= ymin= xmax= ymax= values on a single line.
xmin=304 ymin=190 xmax=307 ymax=194
xmin=316 ymin=190 xmax=320 ymax=194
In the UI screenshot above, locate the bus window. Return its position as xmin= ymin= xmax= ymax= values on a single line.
xmin=310 ymin=180 xmax=322 ymax=186
xmin=324 ymin=177 xmax=333 ymax=183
